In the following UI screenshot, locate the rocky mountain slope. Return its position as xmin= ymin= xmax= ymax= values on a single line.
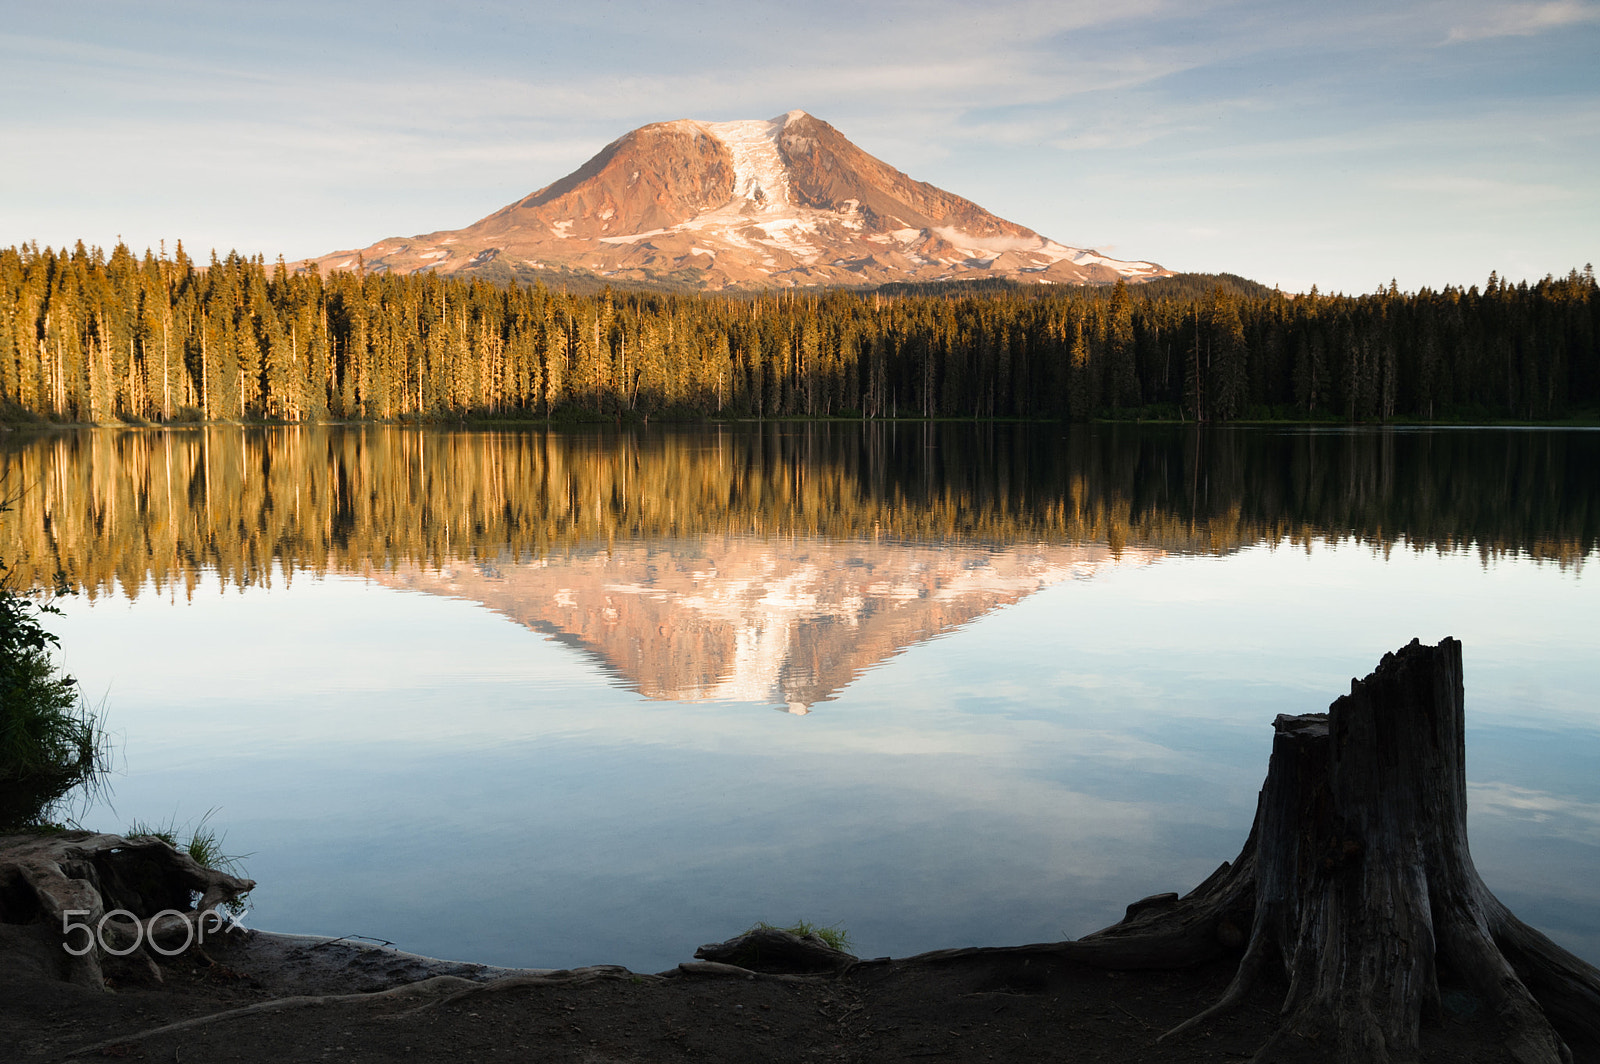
xmin=305 ymin=111 xmax=1169 ymax=290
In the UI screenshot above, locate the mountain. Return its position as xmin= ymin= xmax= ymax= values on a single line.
xmin=375 ymin=537 xmax=1162 ymax=713
xmin=304 ymin=111 xmax=1170 ymax=291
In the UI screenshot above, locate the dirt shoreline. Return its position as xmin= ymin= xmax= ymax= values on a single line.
xmin=2 ymin=925 xmax=1540 ymax=1063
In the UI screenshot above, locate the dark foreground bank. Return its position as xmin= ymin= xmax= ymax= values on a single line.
xmin=0 ymin=925 xmax=1533 ymax=1064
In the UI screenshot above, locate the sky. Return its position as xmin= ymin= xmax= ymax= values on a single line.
xmin=2 ymin=0 xmax=1596 ymax=294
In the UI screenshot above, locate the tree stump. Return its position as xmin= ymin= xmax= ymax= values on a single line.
xmin=0 ymin=831 xmax=254 ymax=988
xmin=1065 ymin=638 xmax=1600 ymax=1063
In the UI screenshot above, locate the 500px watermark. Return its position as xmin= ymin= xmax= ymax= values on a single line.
xmin=61 ymin=908 xmax=243 ymax=957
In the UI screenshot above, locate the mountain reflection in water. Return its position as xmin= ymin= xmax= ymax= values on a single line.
xmin=378 ymin=540 xmax=1155 ymax=711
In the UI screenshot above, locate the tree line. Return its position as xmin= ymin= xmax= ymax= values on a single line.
xmin=2 ymin=241 xmax=1596 ymax=425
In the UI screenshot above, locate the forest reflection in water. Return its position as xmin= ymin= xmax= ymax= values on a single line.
xmin=1 ymin=421 xmax=1594 ymax=596
xmin=3 ymin=423 xmax=1597 ymax=970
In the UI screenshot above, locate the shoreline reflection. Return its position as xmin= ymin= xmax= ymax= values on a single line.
xmin=0 ymin=423 xmax=1592 ymax=605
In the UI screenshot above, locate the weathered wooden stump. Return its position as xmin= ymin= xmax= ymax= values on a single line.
xmin=0 ymin=831 xmax=254 ymax=988
xmin=1068 ymin=637 xmax=1600 ymax=1062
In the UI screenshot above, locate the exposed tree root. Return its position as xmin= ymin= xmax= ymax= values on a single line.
xmin=0 ymin=830 xmax=254 ymax=988
xmin=62 ymin=974 xmax=483 ymax=1058
xmin=421 ymin=964 xmax=663 ymax=1008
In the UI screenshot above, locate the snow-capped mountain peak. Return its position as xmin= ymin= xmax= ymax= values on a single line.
xmin=306 ymin=110 xmax=1170 ymax=290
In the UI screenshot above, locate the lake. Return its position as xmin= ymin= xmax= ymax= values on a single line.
xmin=3 ymin=422 xmax=1596 ymax=972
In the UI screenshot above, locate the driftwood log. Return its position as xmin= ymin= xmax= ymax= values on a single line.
xmin=695 ymin=925 xmax=858 ymax=974
xmin=1046 ymin=637 xmax=1600 ymax=1063
xmin=0 ymin=830 xmax=254 ymax=988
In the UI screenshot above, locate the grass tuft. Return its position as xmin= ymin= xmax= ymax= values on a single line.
xmin=748 ymin=919 xmax=853 ymax=953
xmin=126 ymin=809 xmax=253 ymax=915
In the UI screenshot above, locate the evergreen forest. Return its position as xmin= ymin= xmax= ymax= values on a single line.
xmin=3 ymin=241 xmax=1597 ymax=425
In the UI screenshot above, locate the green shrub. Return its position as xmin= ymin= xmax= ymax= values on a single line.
xmin=0 ymin=512 xmax=106 ymax=830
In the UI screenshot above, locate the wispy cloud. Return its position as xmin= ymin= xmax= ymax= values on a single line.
xmin=1383 ymin=175 xmax=1576 ymax=204
xmin=1445 ymin=0 xmax=1600 ymax=42
xmin=1470 ymin=781 xmax=1600 ymax=843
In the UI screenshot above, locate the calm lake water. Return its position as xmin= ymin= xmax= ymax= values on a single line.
xmin=3 ymin=423 xmax=1597 ymax=971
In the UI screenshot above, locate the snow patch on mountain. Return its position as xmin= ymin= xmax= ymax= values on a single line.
xmin=700 ymin=115 xmax=792 ymax=210
xmin=598 ymin=227 xmax=671 ymax=245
